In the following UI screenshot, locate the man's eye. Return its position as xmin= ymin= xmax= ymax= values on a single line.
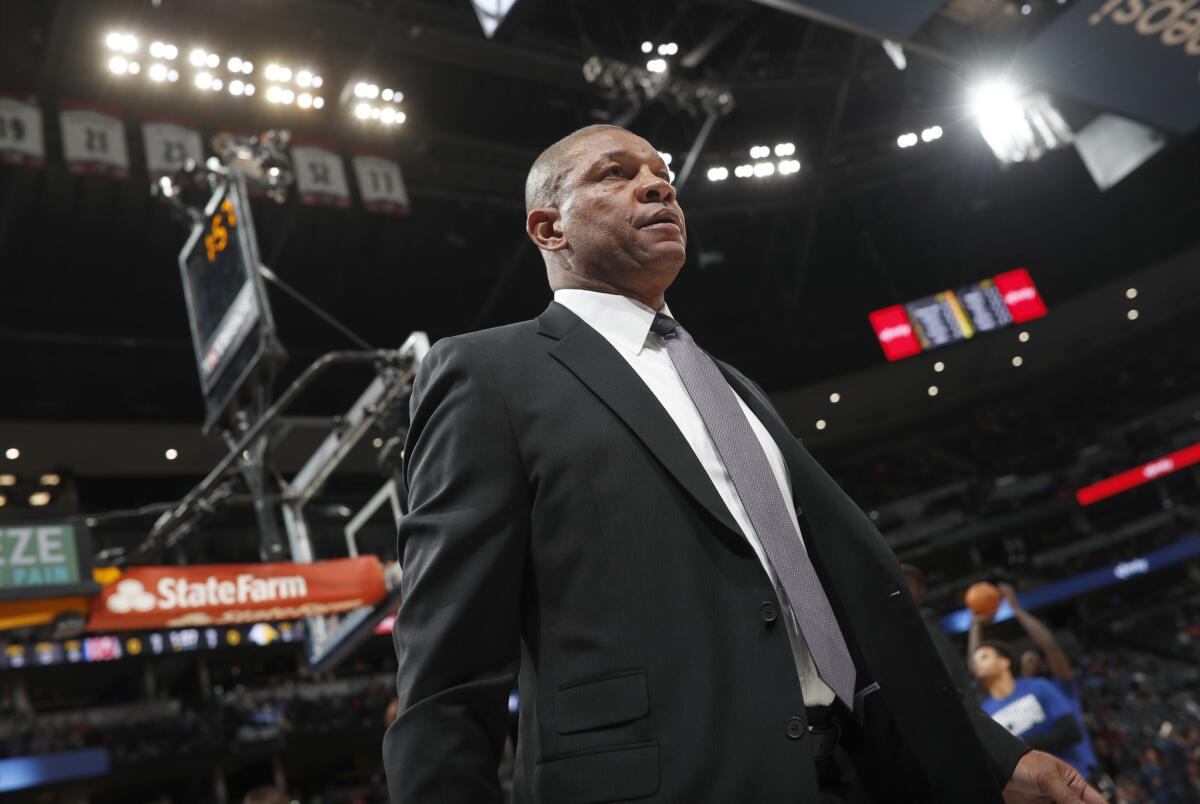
xmin=605 ymin=166 xmax=622 ymax=178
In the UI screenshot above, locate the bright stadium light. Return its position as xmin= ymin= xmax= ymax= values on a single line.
xmin=127 ymin=61 xmax=140 ymax=75
xmin=734 ymin=164 xmax=753 ymax=178
xmin=774 ymin=142 xmax=795 ymax=157
xmin=355 ymin=102 xmax=371 ymax=119
xmin=280 ymin=88 xmax=294 ymax=103
xmin=105 ymin=32 xmax=124 ymax=50
xmin=778 ymin=159 xmax=801 ymax=175
xmin=928 ymin=385 xmax=939 ymax=397
xmin=228 ymin=56 xmax=244 ymax=73
xmin=921 ymin=125 xmax=943 ymax=142
xmin=298 ymin=92 xmax=313 ymax=108
xmin=749 ymin=145 xmax=770 ymax=159
xmin=897 ymin=132 xmax=918 ymax=148
xmin=830 ymin=392 xmax=841 ymax=403
xmin=753 ymin=162 xmax=775 ymax=177
xmin=164 ymin=448 xmax=178 ymax=461
xmin=646 ymin=58 xmax=667 ymax=74
xmin=297 ymin=69 xmax=313 ymax=87
xmin=382 ymin=88 xmax=394 ymax=101
xmin=968 ymin=78 xmax=1073 ymax=163
xmin=657 ymin=42 xmax=678 ymax=56
xmin=149 ymin=62 xmax=168 ymax=81
xmin=266 ymin=85 xmax=282 ymax=103
xmin=195 ymin=71 xmax=212 ymax=89
xmin=190 ymin=49 xmax=207 ymax=67
xmin=241 ymin=61 xmax=254 ymax=75
xmin=816 ymin=419 xmax=827 ymax=431
xmin=29 ymin=491 xmax=51 ymax=507
xmin=205 ymin=52 xmax=220 ymax=69
xmin=380 ymin=106 xmax=396 ymax=123
xmin=244 ymin=83 xmax=256 ymax=96
xmin=168 ymin=69 xmax=179 ymax=82
xmin=108 ymin=55 xmax=128 ymax=75
xmin=641 ymin=41 xmax=653 ymax=54
xmin=706 ymin=166 xmax=729 ymax=181
xmin=4 ymin=448 xmax=19 ymax=460
xmin=211 ymin=77 xmax=223 ymax=92
xmin=229 ymin=79 xmax=245 ymax=96
xmin=311 ymin=94 xmax=322 ymax=107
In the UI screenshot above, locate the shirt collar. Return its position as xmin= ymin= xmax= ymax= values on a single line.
xmin=553 ymin=288 xmax=674 ymax=356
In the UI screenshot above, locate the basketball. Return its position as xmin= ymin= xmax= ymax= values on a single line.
xmin=965 ymin=582 xmax=1002 ymax=616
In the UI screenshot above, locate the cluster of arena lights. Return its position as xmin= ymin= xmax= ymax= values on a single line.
xmin=897 ymin=125 xmax=942 ymax=149
xmin=352 ymin=81 xmax=407 ymax=126
xmin=707 ymin=142 xmax=800 ymax=182
xmin=0 ymin=450 xmax=59 ymax=509
xmin=103 ymin=31 xmax=325 ymax=110
xmin=640 ymin=41 xmax=678 ymax=74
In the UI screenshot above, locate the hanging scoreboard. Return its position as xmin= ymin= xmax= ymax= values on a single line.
xmin=178 ymin=171 xmax=283 ymax=431
xmin=869 ymin=268 xmax=1048 ymax=361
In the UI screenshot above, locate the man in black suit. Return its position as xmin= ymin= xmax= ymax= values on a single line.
xmin=383 ymin=124 xmax=1104 ymax=804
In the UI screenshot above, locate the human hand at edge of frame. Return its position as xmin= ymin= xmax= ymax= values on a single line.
xmin=1003 ymin=751 xmax=1105 ymax=804
xmin=998 ymin=582 xmax=1021 ymax=611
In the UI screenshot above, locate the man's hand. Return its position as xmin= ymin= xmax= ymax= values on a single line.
xmin=1003 ymin=751 xmax=1105 ymax=804
xmin=998 ymin=582 xmax=1021 ymax=611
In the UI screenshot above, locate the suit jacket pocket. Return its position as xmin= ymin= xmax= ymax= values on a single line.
xmin=555 ymin=669 xmax=650 ymax=734
xmin=535 ymin=742 xmax=660 ymax=804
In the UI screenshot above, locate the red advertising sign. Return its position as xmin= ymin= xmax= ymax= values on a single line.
xmin=868 ymin=305 xmax=922 ymax=362
xmin=993 ymin=268 xmax=1048 ymax=324
xmin=1076 ymin=442 xmax=1200 ymax=506
xmin=86 ymin=557 xmax=386 ymax=632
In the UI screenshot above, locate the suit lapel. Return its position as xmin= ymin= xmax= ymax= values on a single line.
xmin=715 ymin=361 xmax=809 ymax=514
xmin=538 ymin=303 xmax=743 ymax=537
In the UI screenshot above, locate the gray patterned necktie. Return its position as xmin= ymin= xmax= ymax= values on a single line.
xmin=650 ymin=313 xmax=857 ymax=708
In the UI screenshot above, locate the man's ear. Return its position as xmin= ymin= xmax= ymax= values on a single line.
xmin=527 ymin=208 xmax=567 ymax=252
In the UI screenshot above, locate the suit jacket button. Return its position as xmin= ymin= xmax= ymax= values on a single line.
xmin=759 ymin=601 xmax=779 ymax=624
xmin=786 ymin=717 xmax=805 ymax=739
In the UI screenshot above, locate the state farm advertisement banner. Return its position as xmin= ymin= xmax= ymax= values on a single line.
xmin=1020 ymin=0 xmax=1200 ymax=134
xmin=86 ymin=557 xmax=386 ymax=632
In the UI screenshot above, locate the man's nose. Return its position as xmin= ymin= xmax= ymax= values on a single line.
xmin=635 ymin=169 xmax=675 ymax=205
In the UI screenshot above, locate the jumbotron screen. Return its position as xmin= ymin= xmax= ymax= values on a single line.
xmin=868 ymin=268 xmax=1048 ymax=361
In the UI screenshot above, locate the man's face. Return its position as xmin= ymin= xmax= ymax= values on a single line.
xmin=972 ymin=646 xmax=1010 ymax=681
xmin=1020 ymin=650 xmax=1044 ymax=678
xmin=556 ymin=129 xmax=686 ymax=298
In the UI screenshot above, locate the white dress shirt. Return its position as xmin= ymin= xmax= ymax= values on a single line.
xmin=554 ymin=289 xmax=837 ymax=706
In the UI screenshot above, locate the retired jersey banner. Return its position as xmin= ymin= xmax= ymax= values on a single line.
xmin=0 ymin=94 xmax=45 ymax=167
xmin=142 ymin=119 xmax=204 ymax=178
xmin=60 ymin=102 xmax=129 ymax=178
xmin=293 ymin=142 xmax=351 ymax=207
xmin=1021 ymin=0 xmax=1200 ymax=134
xmin=86 ymin=556 xmax=386 ymax=631
xmin=352 ymin=152 xmax=411 ymax=215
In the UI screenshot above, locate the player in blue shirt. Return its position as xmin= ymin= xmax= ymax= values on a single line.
xmin=974 ymin=641 xmax=1093 ymax=779
xmin=997 ymin=583 xmax=1101 ymax=784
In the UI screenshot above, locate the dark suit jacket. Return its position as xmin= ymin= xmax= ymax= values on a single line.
xmin=383 ymin=301 xmax=1028 ymax=803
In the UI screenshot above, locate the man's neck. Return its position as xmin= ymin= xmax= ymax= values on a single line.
xmin=987 ymin=673 xmax=1016 ymax=700
xmin=550 ymin=274 xmax=664 ymax=312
